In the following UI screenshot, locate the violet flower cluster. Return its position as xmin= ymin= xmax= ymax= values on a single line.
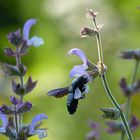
xmin=0 ymin=19 xmax=47 ymax=140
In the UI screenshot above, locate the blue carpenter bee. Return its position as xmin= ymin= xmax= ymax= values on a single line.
xmin=47 ymin=75 xmax=89 ymax=115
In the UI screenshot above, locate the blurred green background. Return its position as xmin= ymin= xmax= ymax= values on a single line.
xmin=0 ymin=0 xmax=140 ymax=139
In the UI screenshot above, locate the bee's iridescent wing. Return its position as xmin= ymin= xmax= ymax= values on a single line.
xmin=47 ymin=87 xmax=69 ymax=98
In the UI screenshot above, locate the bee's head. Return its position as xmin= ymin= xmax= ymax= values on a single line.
xmin=80 ymin=75 xmax=89 ymax=84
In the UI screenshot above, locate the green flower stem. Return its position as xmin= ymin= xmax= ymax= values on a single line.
xmin=92 ymin=17 xmax=133 ymax=140
xmin=126 ymin=96 xmax=131 ymax=121
xmin=126 ymin=61 xmax=139 ymax=121
xmin=93 ymin=19 xmax=103 ymax=62
xmin=131 ymin=61 xmax=139 ymax=84
xmin=15 ymin=47 xmax=24 ymax=126
xmin=102 ymin=74 xmax=133 ymax=140
xmin=14 ymin=105 xmax=19 ymax=135
xmin=16 ymin=47 xmax=24 ymax=92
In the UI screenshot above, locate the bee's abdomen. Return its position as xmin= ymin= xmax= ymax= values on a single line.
xmin=67 ymin=93 xmax=78 ymax=115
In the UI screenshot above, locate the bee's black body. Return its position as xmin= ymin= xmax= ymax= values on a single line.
xmin=47 ymin=75 xmax=89 ymax=115
xmin=67 ymin=75 xmax=88 ymax=114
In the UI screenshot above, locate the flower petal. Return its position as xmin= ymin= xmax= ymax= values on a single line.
xmin=29 ymin=114 xmax=48 ymax=135
xmin=36 ymin=129 xmax=47 ymax=139
xmin=23 ymin=19 xmax=36 ymax=43
xmin=0 ymin=114 xmax=8 ymax=133
xmin=68 ymin=48 xmax=88 ymax=68
xmin=74 ymin=88 xmax=82 ymax=99
xmin=70 ymin=65 xmax=90 ymax=78
xmin=28 ymin=36 xmax=44 ymax=47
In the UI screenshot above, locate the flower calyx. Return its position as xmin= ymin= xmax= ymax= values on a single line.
xmin=86 ymin=61 xmax=99 ymax=79
xmin=80 ymin=27 xmax=98 ymax=38
xmin=100 ymin=107 xmax=121 ymax=120
xmin=97 ymin=62 xmax=107 ymax=76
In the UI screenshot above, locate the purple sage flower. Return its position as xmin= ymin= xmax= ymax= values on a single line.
xmin=0 ymin=114 xmax=8 ymax=133
xmin=68 ymin=48 xmax=99 ymax=80
xmin=28 ymin=114 xmax=48 ymax=139
xmin=23 ymin=19 xmax=44 ymax=47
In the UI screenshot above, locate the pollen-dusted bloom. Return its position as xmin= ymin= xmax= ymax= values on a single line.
xmin=68 ymin=48 xmax=99 ymax=80
xmin=120 ymin=50 xmax=140 ymax=61
xmin=23 ymin=19 xmax=44 ymax=47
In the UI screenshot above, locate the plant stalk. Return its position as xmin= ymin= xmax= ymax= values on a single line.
xmin=93 ymin=19 xmax=103 ymax=63
xmin=15 ymin=47 xmax=24 ymax=125
xmin=14 ymin=105 xmax=19 ymax=135
xmin=93 ymin=18 xmax=133 ymax=140
xmin=102 ymin=74 xmax=133 ymax=140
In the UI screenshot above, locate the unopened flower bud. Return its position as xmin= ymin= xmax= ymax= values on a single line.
xmin=17 ymin=101 xmax=32 ymax=113
xmin=10 ymin=96 xmax=19 ymax=105
xmin=100 ymin=108 xmax=121 ymax=120
xmin=12 ymin=80 xmax=25 ymax=96
xmin=80 ymin=27 xmax=97 ymax=38
xmin=7 ymin=29 xmax=23 ymax=46
xmin=24 ymin=76 xmax=37 ymax=94
xmin=0 ymin=105 xmax=14 ymax=115
xmin=86 ymin=9 xmax=99 ymax=19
